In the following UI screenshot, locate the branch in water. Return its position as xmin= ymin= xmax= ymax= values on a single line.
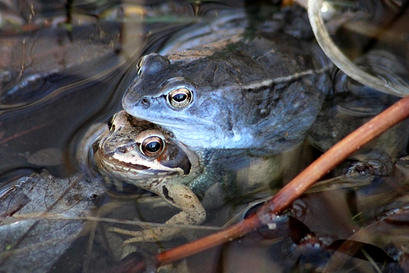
xmin=155 ymin=95 xmax=409 ymax=266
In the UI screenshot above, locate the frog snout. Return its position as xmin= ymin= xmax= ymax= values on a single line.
xmin=123 ymin=91 xmax=151 ymax=110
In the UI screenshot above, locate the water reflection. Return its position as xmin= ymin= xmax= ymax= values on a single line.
xmin=0 ymin=1 xmax=256 ymax=272
xmin=310 ymin=0 xmax=409 ymax=96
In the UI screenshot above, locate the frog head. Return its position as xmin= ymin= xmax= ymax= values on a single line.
xmin=122 ymin=51 xmax=261 ymax=149
xmin=94 ymin=110 xmax=201 ymax=191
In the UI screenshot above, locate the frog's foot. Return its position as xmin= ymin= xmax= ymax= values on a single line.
xmin=110 ymin=181 xmax=206 ymax=243
xmin=110 ymin=210 xmax=205 ymax=243
xmin=110 ymin=226 xmax=180 ymax=243
xmin=111 ymin=181 xmax=206 ymax=243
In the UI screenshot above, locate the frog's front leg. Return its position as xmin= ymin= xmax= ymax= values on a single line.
xmin=111 ymin=181 xmax=206 ymax=243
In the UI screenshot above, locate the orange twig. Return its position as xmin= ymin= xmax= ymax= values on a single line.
xmin=265 ymin=94 xmax=409 ymax=212
xmin=154 ymin=95 xmax=409 ymax=266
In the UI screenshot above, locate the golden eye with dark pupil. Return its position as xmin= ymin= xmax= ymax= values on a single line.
xmin=146 ymin=141 xmax=160 ymax=152
xmin=140 ymin=136 xmax=165 ymax=157
xmin=173 ymin=93 xmax=187 ymax=102
xmin=167 ymin=87 xmax=192 ymax=109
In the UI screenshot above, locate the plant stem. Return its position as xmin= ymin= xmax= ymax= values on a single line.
xmin=155 ymin=95 xmax=409 ymax=266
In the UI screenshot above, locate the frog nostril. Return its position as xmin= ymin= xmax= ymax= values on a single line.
xmin=117 ymin=147 xmax=127 ymax=153
xmin=141 ymin=97 xmax=150 ymax=108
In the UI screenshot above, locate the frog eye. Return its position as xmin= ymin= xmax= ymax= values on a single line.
xmin=140 ymin=136 xmax=165 ymax=157
xmin=167 ymin=88 xmax=193 ymax=109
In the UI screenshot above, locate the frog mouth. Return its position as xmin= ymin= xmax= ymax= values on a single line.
xmin=122 ymin=95 xmax=214 ymax=129
xmin=97 ymin=152 xmax=184 ymax=178
xmin=139 ymin=112 xmax=215 ymax=130
xmin=95 ymin=150 xmax=148 ymax=171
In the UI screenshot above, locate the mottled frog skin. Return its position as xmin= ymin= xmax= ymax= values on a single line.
xmin=122 ymin=8 xmax=332 ymax=154
xmin=94 ymin=111 xmax=284 ymax=242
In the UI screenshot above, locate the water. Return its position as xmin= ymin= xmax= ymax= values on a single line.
xmin=0 ymin=1 xmax=409 ymax=272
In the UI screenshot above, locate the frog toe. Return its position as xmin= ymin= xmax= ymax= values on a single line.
xmin=110 ymin=226 xmax=180 ymax=243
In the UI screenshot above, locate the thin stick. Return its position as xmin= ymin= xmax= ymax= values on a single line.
xmin=156 ymin=95 xmax=409 ymax=265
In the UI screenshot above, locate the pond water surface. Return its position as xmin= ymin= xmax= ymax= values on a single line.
xmin=1 ymin=1 xmax=409 ymax=273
